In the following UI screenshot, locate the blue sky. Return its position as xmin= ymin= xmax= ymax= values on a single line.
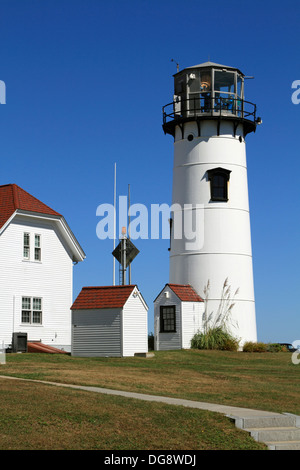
xmin=1 ymin=0 xmax=299 ymax=343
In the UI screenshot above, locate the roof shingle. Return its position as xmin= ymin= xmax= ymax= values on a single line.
xmin=71 ymin=285 xmax=137 ymax=310
xmin=160 ymin=284 xmax=204 ymax=302
xmin=0 ymin=184 xmax=61 ymax=229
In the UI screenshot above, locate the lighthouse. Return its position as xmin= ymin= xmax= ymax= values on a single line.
xmin=161 ymin=61 xmax=261 ymax=345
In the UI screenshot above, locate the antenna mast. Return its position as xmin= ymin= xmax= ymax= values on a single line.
xmin=128 ymin=184 xmax=131 ymax=284
xmin=113 ymin=163 xmax=116 ymax=285
xmin=171 ymin=58 xmax=179 ymax=73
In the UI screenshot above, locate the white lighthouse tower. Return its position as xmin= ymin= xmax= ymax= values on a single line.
xmin=162 ymin=61 xmax=261 ymax=345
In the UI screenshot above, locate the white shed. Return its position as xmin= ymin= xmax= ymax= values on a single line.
xmin=154 ymin=283 xmax=204 ymax=351
xmin=71 ymin=285 xmax=148 ymax=357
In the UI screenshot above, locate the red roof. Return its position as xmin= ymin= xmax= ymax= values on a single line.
xmin=71 ymin=285 xmax=137 ymax=310
xmin=156 ymin=283 xmax=204 ymax=302
xmin=0 ymin=184 xmax=61 ymax=229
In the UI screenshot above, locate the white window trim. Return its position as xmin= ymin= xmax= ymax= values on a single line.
xmin=23 ymin=232 xmax=30 ymax=260
xmin=22 ymin=232 xmax=42 ymax=263
xmin=21 ymin=296 xmax=43 ymax=325
xmin=34 ymin=234 xmax=41 ymax=261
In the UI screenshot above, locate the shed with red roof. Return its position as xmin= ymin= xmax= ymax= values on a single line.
xmin=71 ymin=285 xmax=148 ymax=357
xmin=154 ymin=283 xmax=204 ymax=350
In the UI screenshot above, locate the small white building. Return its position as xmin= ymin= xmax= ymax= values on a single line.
xmin=0 ymin=183 xmax=85 ymax=351
xmin=154 ymin=283 xmax=204 ymax=351
xmin=71 ymin=285 xmax=148 ymax=357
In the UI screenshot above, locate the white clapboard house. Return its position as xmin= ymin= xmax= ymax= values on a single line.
xmin=0 ymin=183 xmax=85 ymax=351
xmin=154 ymin=283 xmax=204 ymax=350
xmin=71 ymin=285 xmax=148 ymax=357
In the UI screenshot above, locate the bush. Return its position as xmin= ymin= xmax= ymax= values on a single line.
xmin=242 ymin=341 xmax=267 ymax=352
xmin=222 ymin=337 xmax=240 ymax=351
xmin=267 ymin=343 xmax=286 ymax=352
xmin=191 ymin=327 xmax=239 ymax=351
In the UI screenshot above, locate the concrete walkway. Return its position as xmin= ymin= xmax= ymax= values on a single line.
xmin=1 ymin=374 xmax=300 ymax=449
xmin=0 ymin=373 xmax=283 ymax=417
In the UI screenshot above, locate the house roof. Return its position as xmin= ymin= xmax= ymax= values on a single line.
xmin=71 ymin=285 xmax=140 ymax=310
xmin=0 ymin=183 xmax=85 ymax=262
xmin=0 ymin=183 xmax=61 ymax=229
xmin=155 ymin=283 xmax=204 ymax=302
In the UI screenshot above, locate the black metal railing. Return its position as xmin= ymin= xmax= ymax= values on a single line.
xmin=162 ymin=95 xmax=256 ymax=125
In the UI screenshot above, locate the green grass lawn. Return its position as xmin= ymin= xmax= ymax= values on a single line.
xmin=0 ymin=349 xmax=299 ymax=450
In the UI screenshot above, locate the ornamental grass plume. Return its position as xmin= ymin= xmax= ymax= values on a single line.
xmin=193 ymin=278 xmax=240 ymax=351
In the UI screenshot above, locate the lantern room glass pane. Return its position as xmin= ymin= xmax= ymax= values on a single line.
xmin=214 ymin=71 xmax=235 ymax=94
xmin=200 ymin=71 xmax=211 ymax=92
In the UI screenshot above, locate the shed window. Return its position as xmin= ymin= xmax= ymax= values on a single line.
xmin=207 ymin=168 xmax=231 ymax=202
xmin=160 ymin=306 xmax=176 ymax=332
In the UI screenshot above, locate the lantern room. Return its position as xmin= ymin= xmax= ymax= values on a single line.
xmin=163 ymin=61 xmax=259 ymax=137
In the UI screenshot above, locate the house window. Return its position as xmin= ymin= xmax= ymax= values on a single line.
xmin=22 ymin=297 xmax=42 ymax=324
xmin=160 ymin=306 xmax=176 ymax=332
xmin=23 ymin=233 xmax=41 ymax=261
xmin=207 ymin=167 xmax=231 ymax=201
xmin=23 ymin=233 xmax=30 ymax=259
xmin=34 ymin=235 xmax=41 ymax=261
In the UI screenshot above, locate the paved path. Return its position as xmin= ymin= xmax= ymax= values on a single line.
xmin=3 ymin=374 xmax=300 ymax=449
xmin=0 ymin=374 xmax=283 ymax=418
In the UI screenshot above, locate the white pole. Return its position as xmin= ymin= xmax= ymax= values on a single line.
xmin=128 ymin=184 xmax=131 ymax=284
xmin=113 ymin=163 xmax=116 ymax=286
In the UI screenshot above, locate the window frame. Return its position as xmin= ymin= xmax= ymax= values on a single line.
xmin=23 ymin=232 xmax=30 ymax=260
xmin=34 ymin=234 xmax=41 ymax=261
xmin=23 ymin=232 xmax=42 ymax=262
xmin=207 ymin=167 xmax=231 ymax=202
xmin=160 ymin=305 xmax=176 ymax=333
xmin=21 ymin=296 xmax=43 ymax=325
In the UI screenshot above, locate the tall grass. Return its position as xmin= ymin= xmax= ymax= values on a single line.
xmin=202 ymin=277 xmax=239 ymax=333
xmin=192 ymin=278 xmax=240 ymax=351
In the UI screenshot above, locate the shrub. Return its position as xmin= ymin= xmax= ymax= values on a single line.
xmin=191 ymin=327 xmax=239 ymax=351
xmin=267 ymin=343 xmax=286 ymax=352
xmin=243 ymin=341 xmax=267 ymax=352
xmin=222 ymin=337 xmax=240 ymax=351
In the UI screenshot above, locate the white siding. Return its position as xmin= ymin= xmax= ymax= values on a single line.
xmin=0 ymin=215 xmax=73 ymax=350
xmin=122 ymin=290 xmax=148 ymax=357
xmin=181 ymin=301 xmax=204 ymax=349
xmin=71 ymin=308 xmax=122 ymax=357
xmin=154 ymin=286 xmax=181 ymax=350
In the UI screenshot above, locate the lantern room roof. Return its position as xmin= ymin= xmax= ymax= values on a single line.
xmin=175 ymin=61 xmax=244 ymax=76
